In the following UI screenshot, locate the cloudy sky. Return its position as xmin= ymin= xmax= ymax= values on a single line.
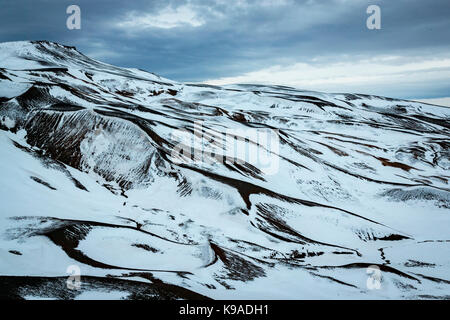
xmin=1 ymin=0 xmax=450 ymax=101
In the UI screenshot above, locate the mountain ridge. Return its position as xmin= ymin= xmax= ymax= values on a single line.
xmin=0 ymin=40 xmax=449 ymax=299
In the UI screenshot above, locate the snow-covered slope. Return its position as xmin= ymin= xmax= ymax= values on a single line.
xmin=1 ymin=41 xmax=449 ymax=299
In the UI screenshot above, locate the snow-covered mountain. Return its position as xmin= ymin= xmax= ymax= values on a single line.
xmin=0 ymin=40 xmax=449 ymax=299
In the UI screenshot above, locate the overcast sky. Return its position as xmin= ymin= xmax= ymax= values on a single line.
xmin=1 ymin=0 xmax=450 ymax=100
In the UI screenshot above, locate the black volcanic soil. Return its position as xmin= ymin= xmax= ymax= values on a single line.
xmin=0 ymin=275 xmax=210 ymax=300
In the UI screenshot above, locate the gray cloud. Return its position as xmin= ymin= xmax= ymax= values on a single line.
xmin=1 ymin=0 xmax=450 ymax=98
